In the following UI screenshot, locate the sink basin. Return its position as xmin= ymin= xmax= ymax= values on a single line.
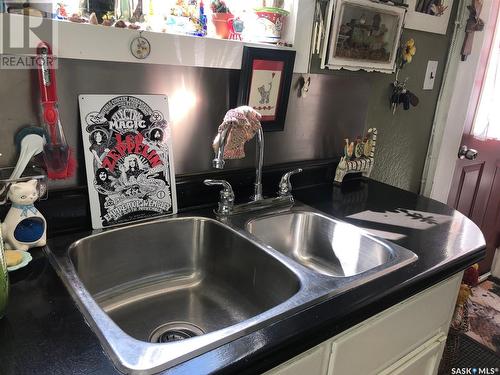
xmin=246 ymin=211 xmax=402 ymax=277
xmin=47 ymin=217 xmax=301 ymax=374
xmin=47 ymin=206 xmax=417 ymax=373
xmin=71 ymin=217 xmax=299 ymax=341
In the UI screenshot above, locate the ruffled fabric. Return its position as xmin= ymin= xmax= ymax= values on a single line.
xmin=213 ymin=106 xmax=262 ymax=159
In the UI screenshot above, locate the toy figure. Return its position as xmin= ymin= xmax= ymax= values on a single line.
xmin=1 ymin=180 xmax=46 ymax=251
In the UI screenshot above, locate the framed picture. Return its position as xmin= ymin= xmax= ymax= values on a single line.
xmin=238 ymin=47 xmax=296 ymax=132
xmin=405 ymin=0 xmax=454 ymax=35
xmin=321 ymin=0 xmax=406 ymax=74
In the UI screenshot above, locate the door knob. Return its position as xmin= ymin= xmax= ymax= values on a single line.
xmin=458 ymin=145 xmax=478 ymax=160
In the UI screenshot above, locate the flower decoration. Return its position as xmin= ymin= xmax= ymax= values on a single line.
xmin=402 ymin=38 xmax=416 ymax=64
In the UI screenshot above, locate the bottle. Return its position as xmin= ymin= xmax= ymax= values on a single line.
xmin=0 ymin=225 xmax=9 ymax=319
xmin=114 ymin=0 xmax=134 ymax=21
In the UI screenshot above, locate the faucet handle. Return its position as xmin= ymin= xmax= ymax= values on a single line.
xmin=204 ymin=179 xmax=235 ymax=216
xmin=278 ymin=168 xmax=303 ymax=197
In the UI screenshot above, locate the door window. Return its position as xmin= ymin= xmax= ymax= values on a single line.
xmin=473 ymin=7 xmax=500 ymax=140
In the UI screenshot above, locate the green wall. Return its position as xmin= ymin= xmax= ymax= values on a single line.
xmin=311 ymin=17 xmax=454 ymax=193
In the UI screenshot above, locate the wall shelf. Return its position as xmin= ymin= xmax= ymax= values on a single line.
xmin=0 ymin=2 xmax=314 ymax=72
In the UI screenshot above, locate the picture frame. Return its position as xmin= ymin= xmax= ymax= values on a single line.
xmin=238 ymin=47 xmax=296 ymax=132
xmin=404 ymin=0 xmax=454 ymax=35
xmin=321 ymin=0 xmax=406 ymax=74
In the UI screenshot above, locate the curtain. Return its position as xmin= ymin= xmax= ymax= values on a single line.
xmin=472 ymin=7 xmax=500 ymax=140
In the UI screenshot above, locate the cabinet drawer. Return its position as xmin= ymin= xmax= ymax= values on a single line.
xmin=381 ymin=333 xmax=447 ymax=375
xmin=265 ymin=341 xmax=331 ymax=375
xmin=327 ymin=273 xmax=461 ymax=375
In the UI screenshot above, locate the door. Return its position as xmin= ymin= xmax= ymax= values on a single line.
xmin=447 ymin=2 xmax=500 ymax=274
xmin=448 ymin=136 xmax=500 ymax=274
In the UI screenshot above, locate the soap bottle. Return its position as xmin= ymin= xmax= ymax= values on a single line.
xmin=0 ymin=225 xmax=9 ymax=319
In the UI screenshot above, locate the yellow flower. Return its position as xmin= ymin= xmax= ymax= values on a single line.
xmin=402 ymin=39 xmax=416 ymax=63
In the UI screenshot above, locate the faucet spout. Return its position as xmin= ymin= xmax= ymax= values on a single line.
xmin=211 ymin=125 xmax=264 ymax=201
xmin=252 ymin=127 xmax=264 ymax=201
xmin=212 ymin=128 xmax=229 ymax=169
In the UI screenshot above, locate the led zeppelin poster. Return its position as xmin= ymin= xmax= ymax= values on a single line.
xmin=79 ymin=95 xmax=177 ymax=229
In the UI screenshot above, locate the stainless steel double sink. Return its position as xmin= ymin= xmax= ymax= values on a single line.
xmin=46 ymin=202 xmax=417 ymax=374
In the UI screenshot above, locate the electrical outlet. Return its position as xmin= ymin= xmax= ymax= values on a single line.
xmin=423 ymin=60 xmax=438 ymax=90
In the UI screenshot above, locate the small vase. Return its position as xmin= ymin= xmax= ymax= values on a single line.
xmin=212 ymin=13 xmax=233 ymax=39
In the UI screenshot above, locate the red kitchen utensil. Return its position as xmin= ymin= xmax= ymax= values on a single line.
xmin=36 ymin=42 xmax=76 ymax=180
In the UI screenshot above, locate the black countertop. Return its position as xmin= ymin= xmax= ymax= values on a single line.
xmin=0 ymin=178 xmax=486 ymax=375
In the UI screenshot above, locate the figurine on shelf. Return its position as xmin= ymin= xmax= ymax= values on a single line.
xmin=89 ymin=12 xmax=99 ymax=24
xmin=68 ymin=13 xmax=88 ymax=23
xmin=1 ymin=180 xmax=46 ymax=251
xmin=228 ymin=17 xmax=244 ymax=40
xmin=56 ymin=2 xmax=68 ymax=19
xmin=198 ymin=0 xmax=208 ymax=36
xmin=334 ymin=128 xmax=377 ymax=184
xmin=101 ymin=12 xmax=115 ymax=26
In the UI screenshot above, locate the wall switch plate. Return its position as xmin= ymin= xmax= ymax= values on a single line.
xmin=423 ymin=60 xmax=438 ymax=90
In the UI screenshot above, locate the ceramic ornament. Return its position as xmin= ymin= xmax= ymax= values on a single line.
xmin=130 ymin=35 xmax=151 ymax=59
xmin=335 ymin=128 xmax=377 ymax=184
xmin=1 ymin=179 xmax=46 ymax=251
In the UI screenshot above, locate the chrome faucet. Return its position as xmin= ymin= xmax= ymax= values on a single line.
xmin=204 ymin=167 xmax=303 ymax=219
xmin=209 ymin=122 xmax=303 ymax=218
xmin=203 ymin=179 xmax=234 ymax=217
xmin=278 ymin=168 xmax=303 ymax=197
xmin=212 ymin=127 xmax=264 ymax=201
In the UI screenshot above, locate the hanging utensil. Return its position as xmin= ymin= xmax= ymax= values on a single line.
xmin=36 ymin=42 xmax=76 ymax=179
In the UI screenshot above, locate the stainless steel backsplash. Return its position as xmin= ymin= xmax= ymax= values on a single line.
xmin=0 ymin=58 xmax=369 ymax=188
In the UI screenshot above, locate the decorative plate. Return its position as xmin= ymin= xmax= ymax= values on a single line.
xmin=130 ymin=36 xmax=151 ymax=59
xmin=7 ymin=250 xmax=32 ymax=272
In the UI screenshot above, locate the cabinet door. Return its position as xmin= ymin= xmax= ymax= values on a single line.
xmin=380 ymin=334 xmax=447 ymax=375
xmin=265 ymin=341 xmax=331 ymax=375
xmin=326 ymin=273 xmax=461 ymax=375
xmin=266 ymin=273 xmax=461 ymax=375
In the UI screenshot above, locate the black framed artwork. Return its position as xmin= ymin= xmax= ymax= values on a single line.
xmin=238 ymin=47 xmax=296 ymax=132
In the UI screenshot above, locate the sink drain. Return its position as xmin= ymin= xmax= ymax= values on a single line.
xmin=149 ymin=322 xmax=205 ymax=343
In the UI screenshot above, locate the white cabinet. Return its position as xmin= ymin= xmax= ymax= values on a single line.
xmin=264 ymin=342 xmax=331 ymax=375
xmin=266 ymin=272 xmax=462 ymax=375
xmin=380 ymin=334 xmax=447 ymax=375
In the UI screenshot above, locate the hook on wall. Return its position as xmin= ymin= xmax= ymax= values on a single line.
xmin=297 ymin=75 xmax=311 ymax=98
